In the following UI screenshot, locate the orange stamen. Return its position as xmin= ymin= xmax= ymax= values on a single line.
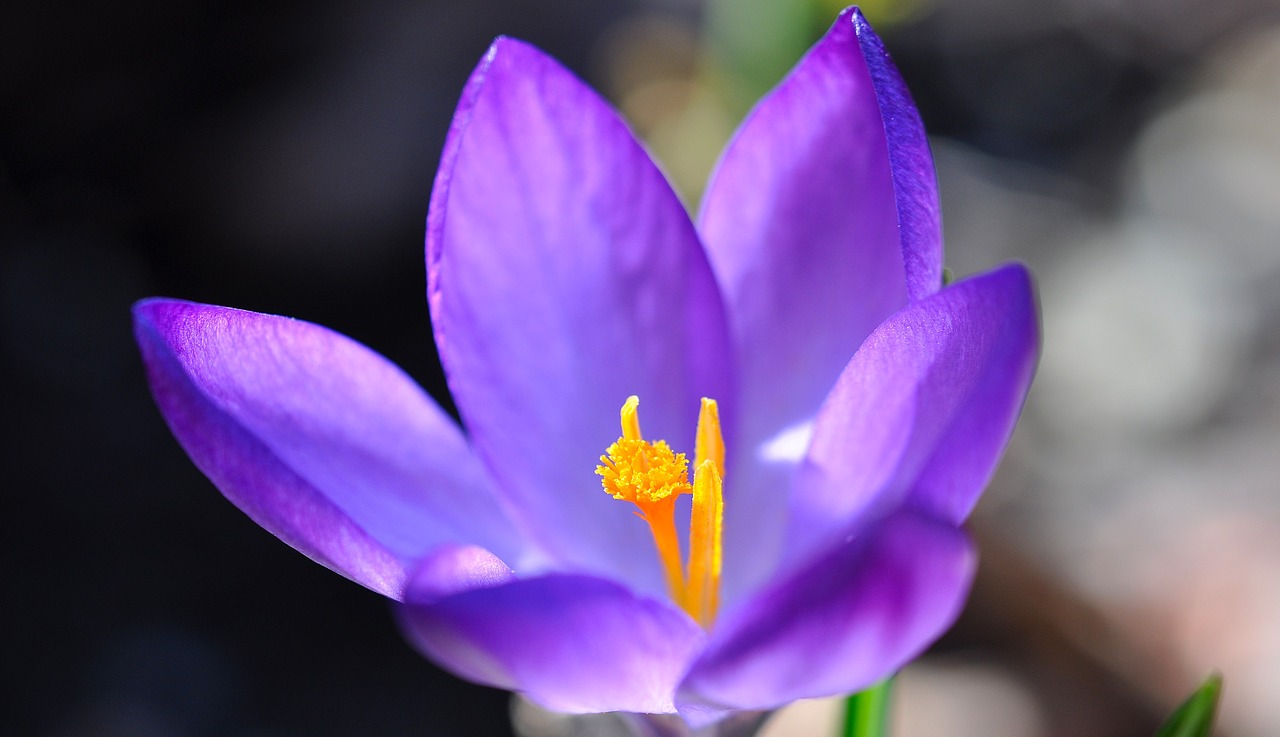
xmin=686 ymin=459 xmax=723 ymax=627
xmin=597 ymin=397 xmax=691 ymax=603
xmin=596 ymin=396 xmax=726 ymax=628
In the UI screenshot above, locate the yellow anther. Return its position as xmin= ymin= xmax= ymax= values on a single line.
xmin=694 ymin=397 xmax=725 ymax=478
xmin=597 ymin=396 xmax=726 ymax=629
xmin=621 ymin=395 xmax=642 ymax=441
xmin=686 ymin=459 xmax=723 ymax=627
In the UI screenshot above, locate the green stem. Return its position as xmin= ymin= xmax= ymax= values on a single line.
xmin=841 ymin=677 xmax=894 ymax=737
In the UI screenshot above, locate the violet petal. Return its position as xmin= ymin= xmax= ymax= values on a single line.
xmin=787 ymin=264 xmax=1039 ymax=562
xmin=678 ymin=511 xmax=974 ymax=713
xmin=426 ymin=37 xmax=733 ymax=595
xmin=696 ymin=7 xmax=940 ymax=593
xmin=133 ymin=299 xmax=519 ymax=600
xmin=398 ymin=571 xmax=705 ymax=714
xmin=851 ymin=7 xmax=944 ymax=300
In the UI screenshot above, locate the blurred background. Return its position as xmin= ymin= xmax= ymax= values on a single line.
xmin=4 ymin=0 xmax=1280 ymax=735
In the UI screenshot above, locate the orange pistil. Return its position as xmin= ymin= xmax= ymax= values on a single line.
xmin=596 ymin=395 xmax=725 ymax=628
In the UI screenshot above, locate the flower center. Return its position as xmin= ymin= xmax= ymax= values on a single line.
xmin=596 ymin=395 xmax=724 ymax=628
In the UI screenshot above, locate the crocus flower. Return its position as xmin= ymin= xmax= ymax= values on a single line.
xmin=133 ymin=6 xmax=1038 ymax=726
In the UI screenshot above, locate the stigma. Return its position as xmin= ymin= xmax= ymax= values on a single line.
xmin=596 ymin=395 xmax=724 ymax=628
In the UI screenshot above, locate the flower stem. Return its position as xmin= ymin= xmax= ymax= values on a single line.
xmin=840 ymin=677 xmax=894 ymax=737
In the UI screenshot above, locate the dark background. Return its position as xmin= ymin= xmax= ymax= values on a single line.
xmin=6 ymin=1 xmax=1280 ymax=736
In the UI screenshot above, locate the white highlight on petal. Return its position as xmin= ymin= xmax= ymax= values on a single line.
xmin=758 ymin=419 xmax=815 ymax=464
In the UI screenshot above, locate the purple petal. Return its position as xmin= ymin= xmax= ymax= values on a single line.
xmin=696 ymin=8 xmax=940 ymax=591
xmin=678 ymin=511 xmax=974 ymax=712
xmin=397 ymin=570 xmax=704 ymax=714
xmin=426 ymin=38 xmax=733 ymax=594
xmin=787 ymin=264 xmax=1039 ymax=561
xmin=133 ymin=299 xmax=521 ymax=600
xmin=852 ymin=8 xmax=944 ymax=301
xmin=406 ymin=543 xmax=517 ymax=603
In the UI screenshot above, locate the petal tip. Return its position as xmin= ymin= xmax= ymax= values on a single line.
xmin=983 ymin=261 xmax=1039 ymax=313
xmin=849 ymin=6 xmax=889 ymax=43
xmin=482 ymin=34 xmax=554 ymax=73
xmin=479 ymin=35 xmax=533 ymax=73
xmin=131 ymin=296 xmax=181 ymax=324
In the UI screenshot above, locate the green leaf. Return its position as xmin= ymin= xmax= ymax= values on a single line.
xmin=1155 ymin=673 xmax=1223 ymax=737
xmin=840 ymin=677 xmax=893 ymax=737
